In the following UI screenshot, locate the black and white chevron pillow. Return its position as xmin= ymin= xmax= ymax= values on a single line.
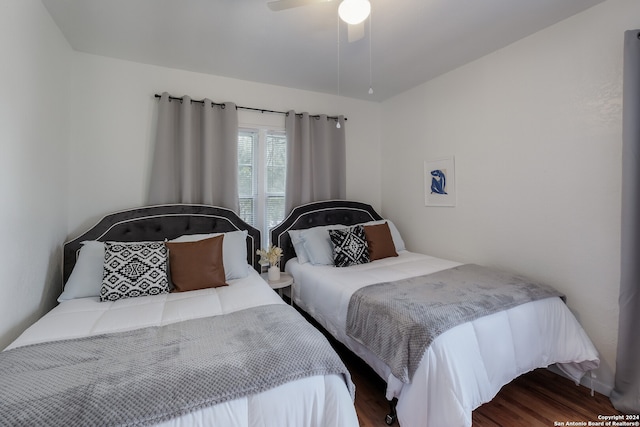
xmin=100 ymin=241 xmax=169 ymax=302
xmin=329 ymin=225 xmax=370 ymax=268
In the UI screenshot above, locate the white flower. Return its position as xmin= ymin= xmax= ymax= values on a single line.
xmin=256 ymin=245 xmax=283 ymax=266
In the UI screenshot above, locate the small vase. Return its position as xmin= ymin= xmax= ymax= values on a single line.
xmin=268 ymin=265 xmax=281 ymax=281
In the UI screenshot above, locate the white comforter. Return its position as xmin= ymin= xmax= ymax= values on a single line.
xmin=6 ymin=268 xmax=359 ymax=427
xmin=287 ymin=251 xmax=600 ymax=427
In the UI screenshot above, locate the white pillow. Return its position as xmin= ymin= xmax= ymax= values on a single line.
xmin=169 ymin=230 xmax=249 ymax=280
xmin=58 ymin=240 xmax=105 ymax=302
xmin=363 ymin=219 xmax=406 ymax=252
xmin=300 ymin=225 xmax=348 ymax=266
xmin=287 ymin=229 xmax=310 ymax=264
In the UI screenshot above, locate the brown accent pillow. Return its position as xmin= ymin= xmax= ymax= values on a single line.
xmin=165 ymin=235 xmax=228 ymax=292
xmin=364 ymin=222 xmax=399 ymax=261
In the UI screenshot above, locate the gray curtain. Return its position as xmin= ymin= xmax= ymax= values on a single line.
xmin=611 ymin=30 xmax=640 ymax=414
xmin=148 ymin=92 xmax=239 ymax=211
xmin=285 ymin=111 xmax=346 ymax=212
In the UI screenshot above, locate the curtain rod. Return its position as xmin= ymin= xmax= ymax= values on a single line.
xmin=154 ymin=94 xmax=346 ymax=122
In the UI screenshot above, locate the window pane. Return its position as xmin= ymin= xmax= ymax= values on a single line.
xmin=238 ymin=131 xmax=257 ymax=227
xmin=237 ymin=128 xmax=286 ymax=245
xmin=238 ymin=165 xmax=253 ymax=196
xmin=266 ymin=167 xmax=286 ymax=194
xmin=266 ymin=133 xmax=286 ymax=194
xmin=239 ymin=198 xmax=254 ymax=226
xmin=238 ymin=133 xmax=255 ymax=165
xmin=266 ymin=196 xmax=285 ymax=229
xmin=266 ymin=133 xmax=287 ymax=166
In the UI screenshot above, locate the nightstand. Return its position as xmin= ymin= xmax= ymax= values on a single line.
xmin=261 ymin=272 xmax=294 ymax=304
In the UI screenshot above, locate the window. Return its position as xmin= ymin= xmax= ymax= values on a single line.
xmin=238 ymin=128 xmax=287 ymax=247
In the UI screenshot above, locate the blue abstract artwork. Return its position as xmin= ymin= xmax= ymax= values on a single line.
xmin=430 ymin=169 xmax=447 ymax=195
xmin=425 ymin=156 xmax=455 ymax=206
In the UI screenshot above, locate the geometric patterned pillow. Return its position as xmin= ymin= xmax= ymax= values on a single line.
xmin=328 ymin=225 xmax=370 ymax=268
xmin=100 ymin=241 xmax=169 ymax=302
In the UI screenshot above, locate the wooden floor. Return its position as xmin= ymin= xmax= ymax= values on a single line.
xmin=335 ymin=343 xmax=621 ymax=427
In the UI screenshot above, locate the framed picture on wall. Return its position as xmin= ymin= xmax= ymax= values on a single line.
xmin=424 ymin=156 xmax=456 ymax=207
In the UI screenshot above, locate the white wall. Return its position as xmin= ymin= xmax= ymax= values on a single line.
xmin=0 ymin=0 xmax=70 ymax=349
xmin=380 ymin=0 xmax=639 ymax=394
xmin=67 ymin=53 xmax=382 ymax=236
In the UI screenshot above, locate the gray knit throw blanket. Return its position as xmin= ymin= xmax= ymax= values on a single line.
xmin=346 ymin=264 xmax=564 ymax=383
xmin=1 ymin=304 xmax=355 ymax=426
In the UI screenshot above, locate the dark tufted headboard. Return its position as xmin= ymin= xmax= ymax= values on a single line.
xmin=270 ymin=200 xmax=383 ymax=271
xmin=63 ymin=204 xmax=261 ymax=285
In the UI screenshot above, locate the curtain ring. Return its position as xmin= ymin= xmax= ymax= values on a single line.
xmin=221 ymin=103 xmax=226 ymax=109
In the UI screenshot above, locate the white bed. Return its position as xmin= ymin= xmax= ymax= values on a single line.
xmin=271 ymin=200 xmax=600 ymax=427
xmin=2 ymin=204 xmax=358 ymax=427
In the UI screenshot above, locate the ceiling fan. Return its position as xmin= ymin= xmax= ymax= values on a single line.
xmin=267 ymin=0 xmax=371 ymax=42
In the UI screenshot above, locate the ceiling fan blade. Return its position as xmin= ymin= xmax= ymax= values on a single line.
xmin=347 ymin=21 xmax=365 ymax=42
xmin=267 ymin=0 xmax=334 ymax=12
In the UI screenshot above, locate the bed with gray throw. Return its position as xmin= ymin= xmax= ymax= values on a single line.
xmin=271 ymin=200 xmax=600 ymax=427
xmin=2 ymin=204 xmax=358 ymax=427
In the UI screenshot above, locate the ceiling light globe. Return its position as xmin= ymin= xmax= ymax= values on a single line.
xmin=338 ymin=0 xmax=371 ymax=25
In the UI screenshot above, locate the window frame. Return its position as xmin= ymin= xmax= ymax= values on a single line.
xmin=238 ymin=124 xmax=287 ymax=248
